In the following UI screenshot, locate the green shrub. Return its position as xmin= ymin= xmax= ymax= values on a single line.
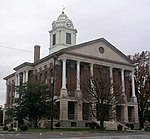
xmin=8 ymin=127 xmax=15 ymax=131
xmin=20 ymin=124 xmax=28 ymax=131
xmin=3 ymin=126 xmax=8 ymax=131
xmin=90 ymin=122 xmax=96 ymax=129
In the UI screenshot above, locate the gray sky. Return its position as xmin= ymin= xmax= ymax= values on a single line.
xmin=0 ymin=0 xmax=150 ymax=106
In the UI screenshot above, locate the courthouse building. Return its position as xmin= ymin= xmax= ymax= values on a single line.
xmin=4 ymin=12 xmax=139 ymax=129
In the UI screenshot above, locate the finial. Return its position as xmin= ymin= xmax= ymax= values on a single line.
xmin=62 ymin=5 xmax=65 ymax=14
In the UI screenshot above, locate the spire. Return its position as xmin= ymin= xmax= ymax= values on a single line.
xmin=62 ymin=5 xmax=65 ymax=14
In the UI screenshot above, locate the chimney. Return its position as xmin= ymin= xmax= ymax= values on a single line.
xmin=34 ymin=45 xmax=40 ymax=62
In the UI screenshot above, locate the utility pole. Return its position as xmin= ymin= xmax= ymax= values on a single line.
xmin=50 ymin=55 xmax=57 ymax=131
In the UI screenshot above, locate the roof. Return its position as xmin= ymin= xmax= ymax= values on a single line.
xmin=4 ymin=37 xmax=134 ymax=80
xmin=57 ymin=37 xmax=134 ymax=64
xmin=13 ymin=62 xmax=33 ymax=71
xmin=3 ymin=72 xmax=15 ymax=80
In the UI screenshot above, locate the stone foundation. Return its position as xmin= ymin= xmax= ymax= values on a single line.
xmin=59 ymin=120 xmax=90 ymax=128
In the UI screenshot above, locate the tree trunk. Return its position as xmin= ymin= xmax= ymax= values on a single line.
xmin=139 ymin=108 xmax=145 ymax=129
xmin=34 ymin=121 xmax=38 ymax=128
xmin=100 ymin=120 xmax=105 ymax=130
xmin=139 ymin=113 xmax=144 ymax=129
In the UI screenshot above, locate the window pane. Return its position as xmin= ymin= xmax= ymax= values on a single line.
xmin=66 ymin=33 xmax=71 ymax=44
xmin=53 ymin=34 xmax=56 ymax=45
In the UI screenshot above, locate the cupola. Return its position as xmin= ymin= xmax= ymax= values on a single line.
xmin=49 ymin=12 xmax=77 ymax=54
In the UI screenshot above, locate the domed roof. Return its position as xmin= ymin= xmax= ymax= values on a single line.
xmin=57 ymin=11 xmax=68 ymax=20
xmin=51 ymin=12 xmax=74 ymax=29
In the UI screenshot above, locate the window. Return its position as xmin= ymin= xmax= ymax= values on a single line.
xmin=99 ymin=46 xmax=104 ymax=54
xmin=39 ymin=73 xmax=42 ymax=82
xmin=71 ymin=122 xmax=76 ymax=127
xmin=53 ymin=34 xmax=56 ymax=45
xmin=66 ymin=33 xmax=71 ymax=44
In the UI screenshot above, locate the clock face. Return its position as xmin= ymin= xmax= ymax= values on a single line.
xmin=66 ymin=21 xmax=72 ymax=28
xmin=52 ymin=21 xmax=56 ymax=29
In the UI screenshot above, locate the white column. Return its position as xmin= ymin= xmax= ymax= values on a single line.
xmin=3 ymin=109 xmax=6 ymax=125
xmin=121 ymin=69 xmax=125 ymax=94
xmin=90 ymin=63 xmax=93 ymax=77
xmin=76 ymin=61 xmax=80 ymax=91
xmin=15 ymin=74 xmax=18 ymax=86
xmin=18 ymin=74 xmax=20 ymax=86
xmin=25 ymin=70 xmax=28 ymax=82
xmin=23 ymin=71 xmax=25 ymax=83
xmin=62 ymin=59 xmax=66 ymax=89
xmin=131 ymin=70 xmax=136 ymax=97
xmin=110 ymin=67 xmax=113 ymax=94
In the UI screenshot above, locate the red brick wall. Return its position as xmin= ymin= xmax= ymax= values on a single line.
xmin=66 ymin=62 xmax=76 ymax=97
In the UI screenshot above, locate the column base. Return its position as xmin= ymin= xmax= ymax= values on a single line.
xmin=59 ymin=99 xmax=68 ymax=120
xmin=75 ymin=90 xmax=82 ymax=120
xmin=131 ymin=96 xmax=137 ymax=103
xmin=75 ymin=90 xmax=82 ymax=98
xmin=123 ymin=104 xmax=128 ymax=123
xmin=60 ymin=88 xmax=68 ymax=98
xmin=133 ymin=123 xmax=140 ymax=130
xmin=76 ymin=102 xmax=83 ymax=120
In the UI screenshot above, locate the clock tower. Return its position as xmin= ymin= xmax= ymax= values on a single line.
xmin=49 ymin=12 xmax=77 ymax=54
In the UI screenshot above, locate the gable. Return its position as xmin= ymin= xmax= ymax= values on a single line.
xmin=66 ymin=38 xmax=132 ymax=65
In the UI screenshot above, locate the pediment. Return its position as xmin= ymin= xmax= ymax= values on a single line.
xmin=65 ymin=38 xmax=133 ymax=65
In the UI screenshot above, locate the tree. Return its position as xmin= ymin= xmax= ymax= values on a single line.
xmin=145 ymin=101 xmax=150 ymax=123
xmin=81 ymin=66 xmax=124 ymax=129
xmin=5 ymin=106 xmax=15 ymax=125
xmin=15 ymin=82 xmax=52 ymax=128
xmin=132 ymin=51 xmax=150 ymax=129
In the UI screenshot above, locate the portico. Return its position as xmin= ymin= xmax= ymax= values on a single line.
xmin=57 ymin=55 xmax=138 ymax=127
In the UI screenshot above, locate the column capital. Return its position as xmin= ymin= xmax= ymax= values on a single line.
xmin=90 ymin=63 xmax=94 ymax=67
xmin=61 ymin=58 xmax=67 ymax=62
xmin=121 ymin=68 xmax=125 ymax=72
xmin=76 ymin=60 xmax=81 ymax=64
xmin=109 ymin=66 xmax=113 ymax=69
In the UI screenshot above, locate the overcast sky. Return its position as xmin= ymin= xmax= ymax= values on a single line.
xmin=0 ymin=0 xmax=150 ymax=106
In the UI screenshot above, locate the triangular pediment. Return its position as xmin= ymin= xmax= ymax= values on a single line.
xmin=64 ymin=38 xmax=133 ymax=65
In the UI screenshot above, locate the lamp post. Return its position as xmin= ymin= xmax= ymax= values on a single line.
xmin=50 ymin=55 xmax=57 ymax=131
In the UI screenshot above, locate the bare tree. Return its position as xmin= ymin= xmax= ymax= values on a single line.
xmin=131 ymin=51 xmax=150 ymax=129
xmin=81 ymin=66 xmax=124 ymax=129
